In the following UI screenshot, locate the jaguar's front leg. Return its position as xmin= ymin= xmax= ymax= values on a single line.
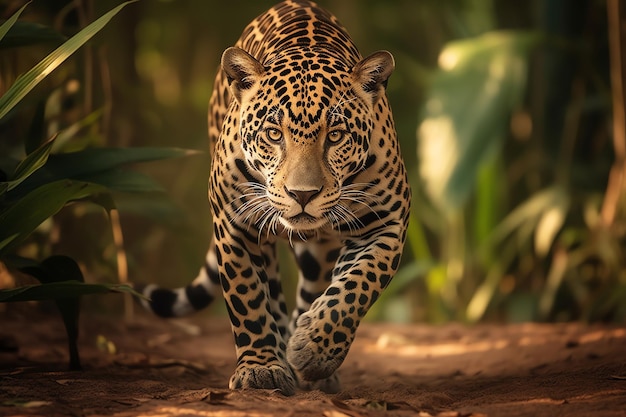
xmin=286 ymin=225 xmax=405 ymax=382
xmin=216 ymin=224 xmax=295 ymax=395
xmin=289 ymin=240 xmax=342 ymax=393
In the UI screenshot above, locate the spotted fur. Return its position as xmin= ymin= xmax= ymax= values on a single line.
xmin=142 ymin=0 xmax=410 ymax=395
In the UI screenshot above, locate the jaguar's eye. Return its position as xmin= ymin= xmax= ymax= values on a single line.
xmin=265 ymin=128 xmax=283 ymax=143
xmin=327 ymin=130 xmax=346 ymax=144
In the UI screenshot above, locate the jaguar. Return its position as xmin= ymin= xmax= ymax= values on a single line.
xmin=141 ymin=0 xmax=411 ymax=395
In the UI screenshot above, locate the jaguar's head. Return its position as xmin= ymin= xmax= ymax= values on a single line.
xmin=222 ymin=46 xmax=394 ymax=235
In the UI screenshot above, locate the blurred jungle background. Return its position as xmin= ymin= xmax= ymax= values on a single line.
xmin=1 ymin=0 xmax=624 ymax=325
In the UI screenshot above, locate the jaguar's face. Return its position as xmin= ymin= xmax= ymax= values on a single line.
xmin=222 ymin=47 xmax=394 ymax=235
xmin=239 ymin=75 xmax=372 ymax=234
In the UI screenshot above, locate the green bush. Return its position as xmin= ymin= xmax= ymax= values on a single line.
xmin=0 ymin=1 xmax=198 ymax=368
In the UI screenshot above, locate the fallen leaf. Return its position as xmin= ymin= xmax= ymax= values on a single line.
xmin=147 ymin=333 xmax=173 ymax=347
xmin=329 ymin=399 xmax=366 ymax=417
xmin=365 ymin=400 xmax=387 ymax=410
xmin=386 ymin=401 xmax=420 ymax=411
xmin=96 ymin=334 xmax=117 ymax=354
xmin=171 ymin=320 xmax=201 ymax=335
xmin=204 ymin=390 xmax=230 ymax=405
xmin=4 ymin=400 xmax=52 ymax=408
xmin=55 ymin=379 xmax=71 ymax=385
xmin=111 ymin=398 xmax=141 ymax=406
xmin=324 ymin=411 xmax=355 ymax=417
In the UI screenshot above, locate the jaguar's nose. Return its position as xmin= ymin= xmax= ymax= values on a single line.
xmin=284 ymin=186 xmax=322 ymax=209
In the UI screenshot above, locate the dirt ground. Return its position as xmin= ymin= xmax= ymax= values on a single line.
xmin=0 ymin=306 xmax=625 ymax=417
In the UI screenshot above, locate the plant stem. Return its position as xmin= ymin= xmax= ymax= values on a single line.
xmin=601 ymin=0 xmax=626 ymax=226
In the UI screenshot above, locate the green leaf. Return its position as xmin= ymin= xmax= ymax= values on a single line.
xmin=89 ymin=192 xmax=117 ymax=214
xmin=0 ymin=180 xmax=107 ymax=256
xmin=18 ymin=255 xmax=85 ymax=284
xmin=418 ymin=31 xmax=541 ymax=211
xmin=0 ymin=281 xmax=143 ymax=302
xmin=82 ymin=169 xmax=166 ymax=193
xmin=4 ymin=135 xmax=56 ymax=192
xmin=52 ymin=109 xmax=103 ymax=152
xmin=0 ymin=1 xmax=136 ymax=120
xmin=437 ymin=31 xmax=540 ymax=72
xmin=0 ymin=21 xmax=66 ymax=49
xmin=473 ymin=158 xmax=504 ymax=264
xmin=6 ymin=147 xmax=198 ymax=199
xmin=483 ymin=186 xmax=566 ymax=250
xmin=45 ymin=147 xmax=199 ymax=178
xmin=406 ymin=205 xmax=433 ymax=262
xmin=534 ymin=190 xmax=569 ymax=257
xmin=26 ymin=255 xmax=86 ymax=371
xmin=0 ymin=3 xmax=29 ymax=43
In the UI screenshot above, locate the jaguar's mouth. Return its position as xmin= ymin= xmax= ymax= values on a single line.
xmin=291 ymin=213 xmax=317 ymax=222
xmin=279 ymin=213 xmax=326 ymax=231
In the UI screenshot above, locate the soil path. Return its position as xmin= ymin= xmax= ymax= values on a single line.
xmin=0 ymin=309 xmax=625 ymax=417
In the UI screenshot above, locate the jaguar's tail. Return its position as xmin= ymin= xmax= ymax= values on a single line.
xmin=137 ymin=250 xmax=222 ymax=318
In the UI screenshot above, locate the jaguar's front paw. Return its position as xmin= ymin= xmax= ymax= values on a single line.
xmin=286 ymin=313 xmax=349 ymax=382
xmin=229 ymin=363 xmax=296 ymax=396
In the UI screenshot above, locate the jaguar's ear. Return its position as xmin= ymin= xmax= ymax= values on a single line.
xmin=351 ymin=50 xmax=395 ymax=105
xmin=221 ymin=47 xmax=265 ymax=103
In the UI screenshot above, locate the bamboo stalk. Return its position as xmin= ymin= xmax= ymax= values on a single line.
xmin=601 ymin=0 xmax=626 ymax=226
xmin=110 ymin=208 xmax=133 ymax=322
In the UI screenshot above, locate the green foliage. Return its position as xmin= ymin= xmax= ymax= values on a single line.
xmin=418 ymin=31 xmax=540 ymax=211
xmin=0 ymin=3 xmax=27 ymax=42
xmin=0 ymin=178 xmax=107 ymax=255
xmin=0 ymin=2 xmax=135 ymax=120
xmin=1 ymin=135 xmax=55 ymax=194
xmin=0 ymin=136 xmax=195 ymax=255
xmin=6 ymin=146 xmax=199 ymax=197
xmin=0 ymin=1 xmax=182 ymax=267
xmin=408 ymin=0 xmax=621 ymax=323
xmin=0 ymin=0 xmax=196 ymax=346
